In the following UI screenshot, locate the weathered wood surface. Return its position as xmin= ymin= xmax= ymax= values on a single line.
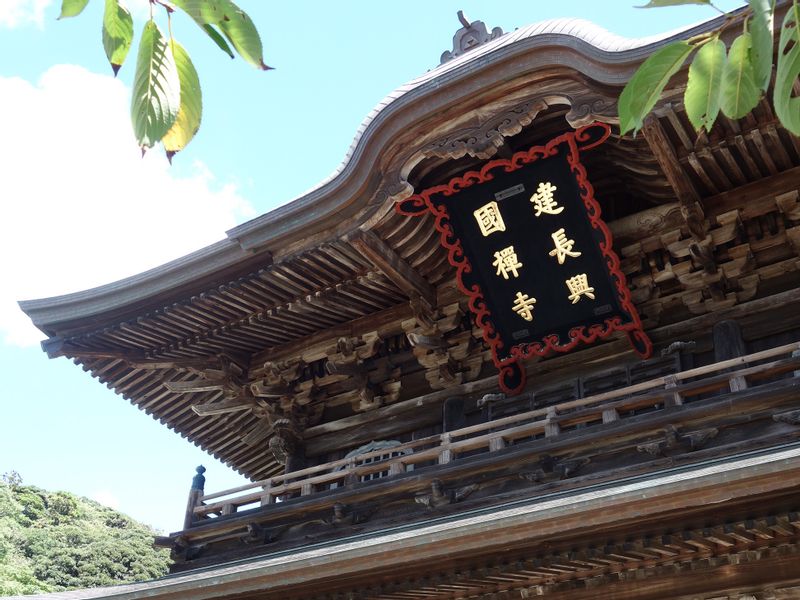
xmin=189 ymin=342 xmax=800 ymax=520
xmin=20 ymin=0 xmax=799 ymax=491
xmin=642 ymin=114 xmax=700 ymax=205
xmin=65 ymin=176 xmax=800 ymax=480
xmin=164 ymin=444 xmax=800 ymax=600
xmin=348 ymin=229 xmax=436 ymax=305
xmin=182 ymin=415 xmax=800 ymax=541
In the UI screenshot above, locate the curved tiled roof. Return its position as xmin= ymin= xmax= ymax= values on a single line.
xmin=248 ymin=17 xmax=698 ymax=212
xmin=20 ymin=11 xmax=731 ymax=335
xmin=226 ymin=16 xmax=708 ymax=245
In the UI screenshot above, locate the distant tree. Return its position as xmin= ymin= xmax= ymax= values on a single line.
xmin=58 ymin=0 xmax=270 ymax=159
xmin=0 ymin=479 xmax=170 ymax=595
xmin=618 ymin=0 xmax=799 ymax=137
xmin=1 ymin=472 xmax=22 ymax=488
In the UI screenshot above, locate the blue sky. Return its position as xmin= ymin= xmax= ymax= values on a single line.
xmin=0 ymin=0 xmax=744 ymax=533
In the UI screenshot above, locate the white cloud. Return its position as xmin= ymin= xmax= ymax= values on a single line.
xmin=90 ymin=489 xmax=121 ymax=509
xmin=1 ymin=65 xmax=256 ymax=346
xmin=0 ymin=0 xmax=51 ymax=29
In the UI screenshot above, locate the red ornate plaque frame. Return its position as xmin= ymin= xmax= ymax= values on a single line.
xmin=395 ymin=122 xmax=652 ymax=394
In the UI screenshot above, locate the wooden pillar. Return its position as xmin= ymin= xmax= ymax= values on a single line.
xmin=713 ymin=320 xmax=748 ymax=392
xmin=713 ymin=320 xmax=746 ymax=362
xmin=443 ymin=396 xmax=466 ymax=432
xmin=284 ymin=450 xmax=306 ymax=475
xmin=183 ymin=465 xmax=205 ymax=530
xmin=283 ymin=443 xmax=307 ymax=500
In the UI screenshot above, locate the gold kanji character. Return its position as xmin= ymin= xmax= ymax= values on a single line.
xmin=530 ymin=181 xmax=564 ymax=217
xmin=473 ymin=201 xmax=506 ymax=237
xmin=548 ymin=228 xmax=581 ymax=264
xmin=512 ymin=291 xmax=537 ymax=321
xmin=492 ymin=246 xmax=523 ymax=279
xmin=566 ymin=274 xmax=596 ymax=304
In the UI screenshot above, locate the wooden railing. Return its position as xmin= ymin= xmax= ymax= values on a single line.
xmin=189 ymin=341 xmax=800 ymax=523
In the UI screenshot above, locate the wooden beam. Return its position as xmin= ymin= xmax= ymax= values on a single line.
xmin=192 ymin=399 xmax=254 ymax=416
xmin=164 ymin=379 xmax=225 ymax=393
xmin=128 ymin=357 xmax=223 ymax=371
xmin=304 ymin=287 xmax=800 ymax=455
xmin=641 ymin=114 xmax=700 ymax=206
xmin=249 ymin=297 xmax=452 ymax=366
xmin=704 ymin=165 xmax=800 ymax=221
xmin=250 ymin=381 xmax=292 ymax=397
xmin=348 ymin=229 xmax=436 ymax=306
xmin=641 ymin=115 xmax=720 ymax=275
xmin=41 ymin=337 xmax=146 ymax=361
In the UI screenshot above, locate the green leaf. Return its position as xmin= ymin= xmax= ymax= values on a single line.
xmin=637 ymin=0 xmax=711 ymax=7
xmin=162 ymin=41 xmax=203 ymax=159
xmin=201 ymin=24 xmax=235 ymax=59
xmin=720 ymin=33 xmax=762 ymax=119
xmin=749 ymin=0 xmax=775 ymax=92
xmin=685 ymin=37 xmax=726 ymax=131
xmin=172 ymin=0 xmax=269 ymax=69
xmin=217 ymin=0 xmax=271 ymax=70
xmin=171 ymin=0 xmax=226 ymax=24
xmin=58 ymin=0 xmax=89 ymax=18
xmin=619 ymin=41 xmax=695 ymax=135
xmin=102 ymin=0 xmax=134 ymax=76
xmin=172 ymin=0 xmax=238 ymax=60
xmin=131 ymin=20 xmax=181 ymax=149
xmin=774 ymin=1 xmax=800 ymax=136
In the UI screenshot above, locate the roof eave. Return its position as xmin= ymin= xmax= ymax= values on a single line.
xmin=18 ymin=10 xmax=737 ymax=338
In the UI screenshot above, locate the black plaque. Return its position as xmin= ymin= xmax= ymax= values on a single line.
xmin=397 ymin=123 xmax=651 ymax=394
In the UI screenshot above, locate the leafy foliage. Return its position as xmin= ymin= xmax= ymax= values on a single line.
xmin=620 ymin=0 xmax=800 ymax=137
xmin=58 ymin=0 xmax=90 ymax=19
xmin=774 ymin=1 xmax=800 ymax=134
xmin=59 ymin=0 xmax=268 ymax=156
xmin=131 ymin=20 xmax=181 ymax=149
xmin=172 ymin=0 xmax=269 ymax=70
xmin=102 ymin=0 xmax=134 ymax=75
xmin=685 ymin=37 xmax=726 ymax=130
xmin=215 ymin=1 xmax=269 ymax=70
xmin=618 ymin=41 xmax=694 ymax=134
xmin=720 ymin=32 xmax=761 ymax=118
xmin=750 ymin=0 xmax=776 ymax=91
xmin=0 ymin=479 xmax=170 ymax=596
xmin=163 ymin=40 xmax=203 ymax=159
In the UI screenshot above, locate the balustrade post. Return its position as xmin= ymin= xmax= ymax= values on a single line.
xmin=489 ymin=436 xmax=506 ymax=452
xmin=260 ymin=480 xmax=273 ymax=506
xmin=183 ymin=465 xmax=206 ymax=530
xmin=545 ymin=407 xmax=560 ymax=437
xmin=663 ymin=374 xmax=683 ymax=407
xmin=439 ymin=433 xmax=452 ymax=464
xmin=602 ymin=408 xmax=619 ymax=423
xmin=343 ymin=458 xmax=358 ymax=486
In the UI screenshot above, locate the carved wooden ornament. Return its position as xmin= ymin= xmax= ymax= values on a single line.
xmin=396 ymin=123 xmax=652 ymax=394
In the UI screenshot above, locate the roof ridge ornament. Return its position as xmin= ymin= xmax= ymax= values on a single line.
xmin=440 ymin=10 xmax=504 ymax=65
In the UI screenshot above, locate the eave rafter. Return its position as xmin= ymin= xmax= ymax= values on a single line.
xmin=348 ymin=229 xmax=436 ymax=306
